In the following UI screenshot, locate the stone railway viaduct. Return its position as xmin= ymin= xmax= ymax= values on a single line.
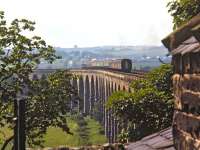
xmin=32 ymin=68 xmax=145 ymax=143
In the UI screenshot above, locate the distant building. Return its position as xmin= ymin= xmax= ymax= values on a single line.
xmin=162 ymin=13 xmax=200 ymax=150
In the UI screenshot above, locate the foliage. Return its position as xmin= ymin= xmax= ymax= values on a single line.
xmin=0 ymin=11 xmax=76 ymax=149
xmin=25 ymin=70 xmax=77 ymax=147
xmin=132 ymin=64 xmax=173 ymax=97
xmin=107 ymin=64 xmax=174 ymax=141
xmin=118 ymin=129 xmax=129 ymax=144
xmin=106 ymin=91 xmax=134 ymax=121
xmin=0 ymin=116 xmax=107 ymax=148
xmin=0 ymin=127 xmax=13 ymax=149
xmin=167 ymin=0 xmax=200 ymax=29
xmin=128 ymin=88 xmax=173 ymax=140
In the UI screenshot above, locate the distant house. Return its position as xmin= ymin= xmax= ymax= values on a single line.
xmin=162 ymin=14 xmax=200 ymax=149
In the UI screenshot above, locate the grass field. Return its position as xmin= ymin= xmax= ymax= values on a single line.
xmin=0 ymin=126 xmax=13 ymax=150
xmin=0 ymin=116 xmax=107 ymax=149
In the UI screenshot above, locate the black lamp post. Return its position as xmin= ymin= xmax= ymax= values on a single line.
xmin=14 ymin=96 xmax=26 ymax=150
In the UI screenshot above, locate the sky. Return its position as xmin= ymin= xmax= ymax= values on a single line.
xmin=0 ymin=0 xmax=173 ymax=48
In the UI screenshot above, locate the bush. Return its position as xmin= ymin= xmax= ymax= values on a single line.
xmin=107 ymin=64 xmax=174 ymax=141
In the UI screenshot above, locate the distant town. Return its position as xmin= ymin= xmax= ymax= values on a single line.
xmin=37 ymin=45 xmax=171 ymax=71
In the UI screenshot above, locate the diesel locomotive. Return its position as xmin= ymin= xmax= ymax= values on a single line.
xmin=85 ymin=59 xmax=132 ymax=73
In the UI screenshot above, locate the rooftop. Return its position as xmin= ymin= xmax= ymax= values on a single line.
xmin=162 ymin=13 xmax=200 ymax=51
xmin=127 ymin=127 xmax=174 ymax=150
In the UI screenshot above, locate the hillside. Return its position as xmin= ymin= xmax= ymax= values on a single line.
xmin=55 ymin=45 xmax=168 ymax=58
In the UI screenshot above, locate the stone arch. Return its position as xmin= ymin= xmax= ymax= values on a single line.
xmin=123 ymin=86 xmax=126 ymax=91
xmin=118 ymin=85 xmax=121 ymax=91
xmin=111 ymin=82 xmax=114 ymax=94
xmin=71 ymin=78 xmax=78 ymax=110
xmin=32 ymin=74 xmax=39 ymax=80
xmin=72 ymin=77 xmax=78 ymax=89
xmin=114 ymin=83 xmax=117 ymax=92
xmin=78 ymin=76 xmax=84 ymax=112
xmin=90 ymin=75 xmax=95 ymax=114
xmin=109 ymin=81 xmax=115 ymax=143
xmin=41 ymin=74 xmax=47 ymax=80
xmin=84 ymin=75 xmax=90 ymax=114
xmin=107 ymin=80 xmax=111 ymax=97
xmin=99 ymin=77 xmax=105 ymax=124
xmin=95 ymin=76 xmax=99 ymax=101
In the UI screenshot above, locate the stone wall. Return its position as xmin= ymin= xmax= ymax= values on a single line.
xmin=162 ymin=13 xmax=200 ymax=150
xmin=172 ymin=52 xmax=200 ymax=149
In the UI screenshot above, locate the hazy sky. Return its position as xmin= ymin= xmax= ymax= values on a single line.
xmin=0 ymin=0 xmax=173 ymax=48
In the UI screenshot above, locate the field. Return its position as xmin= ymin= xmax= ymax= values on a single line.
xmin=0 ymin=116 xmax=107 ymax=149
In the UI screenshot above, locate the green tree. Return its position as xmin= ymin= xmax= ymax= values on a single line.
xmin=107 ymin=64 xmax=174 ymax=141
xmin=167 ymin=0 xmax=200 ymax=29
xmin=132 ymin=64 xmax=173 ymax=97
xmin=106 ymin=91 xmax=133 ymax=122
xmin=128 ymin=88 xmax=173 ymax=140
xmin=0 ymin=11 xmax=76 ymax=149
xmin=25 ymin=71 xmax=76 ymax=147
